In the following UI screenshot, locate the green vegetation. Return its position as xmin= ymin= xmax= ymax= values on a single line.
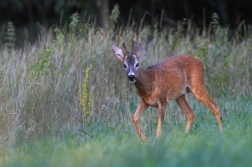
xmin=1 ymin=11 xmax=252 ymax=166
xmin=2 ymin=99 xmax=252 ymax=167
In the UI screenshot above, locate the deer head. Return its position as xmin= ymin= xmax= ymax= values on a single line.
xmin=112 ymin=37 xmax=142 ymax=83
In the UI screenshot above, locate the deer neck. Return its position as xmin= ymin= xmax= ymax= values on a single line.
xmin=134 ymin=68 xmax=153 ymax=94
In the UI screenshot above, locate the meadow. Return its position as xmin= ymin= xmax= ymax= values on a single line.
xmin=0 ymin=9 xmax=252 ymax=166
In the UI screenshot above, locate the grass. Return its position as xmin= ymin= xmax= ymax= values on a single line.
xmin=0 ymin=10 xmax=252 ymax=166
xmin=2 ymin=98 xmax=252 ymax=167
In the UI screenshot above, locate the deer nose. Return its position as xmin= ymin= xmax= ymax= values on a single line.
xmin=128 ymin=75 xmax=136 ymax=83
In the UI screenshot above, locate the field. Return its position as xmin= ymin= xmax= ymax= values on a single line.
xmin=1 ymin=99 xmax=252 ymax=167
xmin=0 ymin=10 xmax=252 ymax=166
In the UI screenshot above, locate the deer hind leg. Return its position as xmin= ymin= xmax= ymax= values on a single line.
xmin=191 ymin=85 xmax=223 ymax=132
xmin=132 ymin=100 xmax=149 ymax=141
xmin=176 ymin=94 xmax=195 ymax=133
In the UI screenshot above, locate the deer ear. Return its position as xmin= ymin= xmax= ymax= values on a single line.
xmin=112 ymin=43 xmax=125 ymax=62
xmin=134 ymin=38 xmax=141 ymax=59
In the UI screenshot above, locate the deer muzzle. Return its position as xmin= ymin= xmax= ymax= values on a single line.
xmin=127 ymin=65 xmax=137 ymax=83
xmin=128 ymin=74 xmax=136 ymax=83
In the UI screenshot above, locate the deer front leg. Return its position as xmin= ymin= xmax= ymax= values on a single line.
xmin=132 ymin=99 xmax=149 ymax=141
xmin=156 ymin=102 xmax=167 ymax=138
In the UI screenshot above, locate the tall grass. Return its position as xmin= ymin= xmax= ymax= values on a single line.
xmin=0 ymin=8 xmax=252 ymax=161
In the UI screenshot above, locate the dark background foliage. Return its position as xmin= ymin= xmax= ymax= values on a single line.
xmin=0 ymin=0 xmax=252 ymax=44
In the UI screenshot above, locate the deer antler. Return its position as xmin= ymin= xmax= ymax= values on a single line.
xmin=120 ymin=37 xmax=129 ymax=54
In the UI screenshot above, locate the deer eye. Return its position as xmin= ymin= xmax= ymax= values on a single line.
xmin=123 ymin=64 xmax=127 ymax=69
xmin=136 ymin=63 xmax=139 ymax=67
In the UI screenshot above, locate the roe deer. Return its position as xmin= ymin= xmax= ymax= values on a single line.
xmin=112 ymin=37 xmax=223 ymax=141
